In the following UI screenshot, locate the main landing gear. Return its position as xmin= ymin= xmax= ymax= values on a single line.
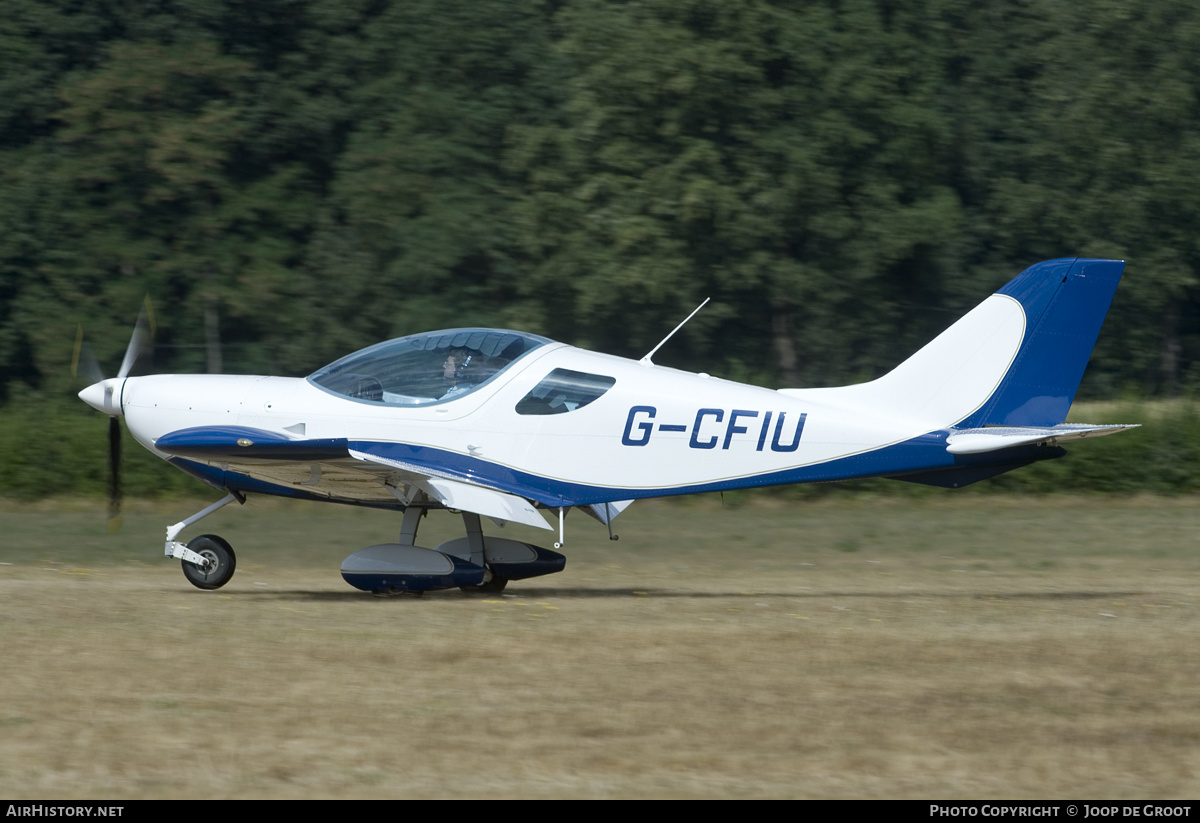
xmin=339 ymin=505 xmax=565 ymax=595
xmin=163 ymin=493 xmax=566 ymax=594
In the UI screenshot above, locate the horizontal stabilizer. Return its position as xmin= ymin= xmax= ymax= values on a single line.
xmin=945 ymin=424 xmax=1137 ymax=455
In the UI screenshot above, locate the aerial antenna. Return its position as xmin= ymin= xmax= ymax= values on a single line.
xmin=640 ymin=297 xmax=710 ymax=366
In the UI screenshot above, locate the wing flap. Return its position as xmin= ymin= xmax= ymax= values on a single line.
xmin=348 ymin=448 xmax=550 ymax=530
xmin=425 ymin=477 xmax=551 ymax=531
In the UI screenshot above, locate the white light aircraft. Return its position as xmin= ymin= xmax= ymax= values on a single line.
xmin=79 ymin=257 xmax=1134 ymax=594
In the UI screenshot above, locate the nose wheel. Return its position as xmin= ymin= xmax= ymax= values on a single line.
xmin=180 ymin=534 xmax=237 ymax=590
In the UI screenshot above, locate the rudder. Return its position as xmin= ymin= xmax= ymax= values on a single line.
xmin=957 ymin=258 xmax=1124 ymax=428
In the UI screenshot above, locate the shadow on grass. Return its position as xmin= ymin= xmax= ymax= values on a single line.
xmin=192 ymin=587 xmax=1145 ymax=602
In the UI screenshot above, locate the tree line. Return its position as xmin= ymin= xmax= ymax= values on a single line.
xmin=4 ymin=0 xmax=1200 ymax=408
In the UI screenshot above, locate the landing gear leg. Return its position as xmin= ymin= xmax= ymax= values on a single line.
xmin=458 ymin=511 xmax=508 ymax=595
xmin=397 ymin=504 xmax=425 ymax=547
xmin=164 ymin=491 xmax=244 ymax=589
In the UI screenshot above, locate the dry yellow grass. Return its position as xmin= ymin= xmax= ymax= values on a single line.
xmin=1 ymin=494 xmax=1198 ymax=798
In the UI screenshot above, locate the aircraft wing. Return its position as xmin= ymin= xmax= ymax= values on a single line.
xmin=944 ymin=424 xmax=1138 ymax=455
xmin=154 ymin=426 xmax=550 ymax=530
xmin=346 ymin=448 xmax=551 ymax=530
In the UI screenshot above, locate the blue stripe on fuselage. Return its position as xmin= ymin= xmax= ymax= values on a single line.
xmin=344 ymin=433 xmax=1043 ymax=506
xmin=172 ymin=435 xmax=1058 ymax=510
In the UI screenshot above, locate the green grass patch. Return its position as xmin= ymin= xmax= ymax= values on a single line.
xmin=2 ymin=495 xmax=1199 ymax=798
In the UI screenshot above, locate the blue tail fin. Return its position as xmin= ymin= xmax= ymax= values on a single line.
xmin=958 ymin=258 xmax=1124 ymax=428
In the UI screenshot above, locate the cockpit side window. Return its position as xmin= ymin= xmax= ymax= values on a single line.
xmin=515 ymin=369 xmax=616 ymax=415
xmin=308 ymin=329 xmax=553 ymax=406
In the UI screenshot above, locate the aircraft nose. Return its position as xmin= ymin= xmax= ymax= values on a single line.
xmin=78 ymin=378 xmax=125 ymax=416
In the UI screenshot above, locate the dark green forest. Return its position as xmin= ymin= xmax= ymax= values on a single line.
xmin=4 ymin=0 xmax=1200 ymax=498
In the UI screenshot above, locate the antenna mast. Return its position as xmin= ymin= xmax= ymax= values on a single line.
xmin=640 ymin=298 xmax=710 ymax=366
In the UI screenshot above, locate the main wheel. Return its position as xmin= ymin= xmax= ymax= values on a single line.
xmin=181 ymin=534 xmax=237 ymax=590
xmin=460 ymin=572 xmax=508 ymax=595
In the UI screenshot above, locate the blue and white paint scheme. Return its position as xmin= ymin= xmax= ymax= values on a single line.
xmin=78 ymin=258 xmax=1135 ymax=594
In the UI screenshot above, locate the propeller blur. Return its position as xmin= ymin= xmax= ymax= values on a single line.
xmin=75 ymin=309 xmax=151 ymax=530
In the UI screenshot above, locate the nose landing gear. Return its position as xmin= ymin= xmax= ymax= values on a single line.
xmin=164 ymin=492 xmax=244 ymax=590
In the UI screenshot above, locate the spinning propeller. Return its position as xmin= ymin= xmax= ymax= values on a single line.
xmin=75 ymin=305 xmax=154 ymax=530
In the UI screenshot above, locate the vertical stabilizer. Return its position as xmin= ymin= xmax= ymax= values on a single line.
xmin=780 ymin=258 xmax=1125 ymax=430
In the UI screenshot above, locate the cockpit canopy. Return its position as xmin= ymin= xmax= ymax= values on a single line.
xmin=308 ymin=328 xmax=553 ymax=406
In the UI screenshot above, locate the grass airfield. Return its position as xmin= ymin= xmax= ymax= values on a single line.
xmin=1 ymin=493 xmax=1199 ymax=799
